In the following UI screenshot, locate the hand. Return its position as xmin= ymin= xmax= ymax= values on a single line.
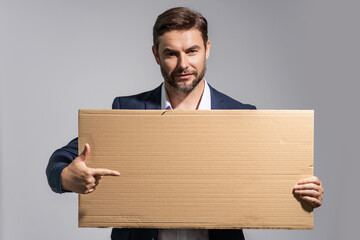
xmin=293 ymin=176 xmax=323 ymax=208
xmin=61 ymin=143 xmax=120 ymax=194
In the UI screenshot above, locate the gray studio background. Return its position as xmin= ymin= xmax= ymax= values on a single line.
xmin=0 ymin=0 xmax=359 ymax=239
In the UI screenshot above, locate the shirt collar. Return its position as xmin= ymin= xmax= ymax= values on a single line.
xmin=161 ymin=79 xmax=211 ymax=110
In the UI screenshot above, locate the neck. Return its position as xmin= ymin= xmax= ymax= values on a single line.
xmin=165 ymin=79 xmax=205 ymax=110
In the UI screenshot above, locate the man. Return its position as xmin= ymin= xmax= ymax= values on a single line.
xmin=46 ymin=7 xmax=323 ymax=240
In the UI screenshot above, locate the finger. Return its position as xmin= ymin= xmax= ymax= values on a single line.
xmin=84 ymin=187 xmax=96 ymax=194
xmin=79 ymin=143 xmax=91 ymax=161
xmin=95 ymin=180 xmax=100 ymax=187
xmin=294 ymin=189 xmax=321 ymax=198
xmin=298 ymin=176 xmax=320 ymax=185
xmin=95 ymin=178 xmax=100 ymax=186
xmin=293 ymin=183 xmax=321 ymax=191
xmin=94 ymin=175 xmax=103 ymax=180
xmin=94 ymin=176 xmax=103 ymax=186
xmin=85 ymin=178 xmax=96 ymax=189
xmin=91 ymin=168 xmax=120 ymax=177
xmin=300 ymin=195 xmax=322 ymax=208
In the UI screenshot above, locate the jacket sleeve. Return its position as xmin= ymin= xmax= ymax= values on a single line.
xmin=46 ymin=97 xmax=120 ymax=194
xmin=46 ymin=138 xmax=78 ymax=193
xmin=112 ymin=97 xmax=121 ymax=109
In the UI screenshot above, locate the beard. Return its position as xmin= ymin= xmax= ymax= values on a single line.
xmin=160 ymin=64 xmax=206 ymax=93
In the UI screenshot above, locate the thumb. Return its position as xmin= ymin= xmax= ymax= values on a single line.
xmin=78 ymin=143 xmax=90 ymax=162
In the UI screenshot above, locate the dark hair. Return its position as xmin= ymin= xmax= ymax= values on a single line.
xmin=153 ymin=7 xmax=208 ymax=51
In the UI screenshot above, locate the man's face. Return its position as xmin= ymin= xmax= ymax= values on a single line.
xmin=152 ymin=29 xmax=210 ymax=92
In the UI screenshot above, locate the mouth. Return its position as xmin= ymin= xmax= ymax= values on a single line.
xmin=175 ymin=74 xmax=194 ymax=80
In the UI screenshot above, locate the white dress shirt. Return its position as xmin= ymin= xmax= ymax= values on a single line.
xmin=158 ymin=79 xmax=211 ymax=240
xmin=161 ymin=79 xmax=211 ymax=110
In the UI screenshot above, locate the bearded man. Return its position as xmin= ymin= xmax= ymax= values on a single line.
xmin=47 ymin=7 xmax=323 ymax=240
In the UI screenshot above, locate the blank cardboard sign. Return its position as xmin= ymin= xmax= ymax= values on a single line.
xmin=78 ymin=110 xmax=314 ymax=229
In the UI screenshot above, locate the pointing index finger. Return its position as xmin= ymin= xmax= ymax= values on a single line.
xmin=91 ymin=168 xmax=120 ymax=177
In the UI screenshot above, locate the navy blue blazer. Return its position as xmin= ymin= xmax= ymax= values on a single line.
xmin=46 ymin=83 xmax=256 ymax=240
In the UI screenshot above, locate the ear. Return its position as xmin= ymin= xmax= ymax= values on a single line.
xmin=152 ymin=46 xmax=160 ymax=65
xmin=205 ymin=40 xmax=211 ymax=60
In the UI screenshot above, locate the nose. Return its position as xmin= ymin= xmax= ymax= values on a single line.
xmin=178 ymin=53 xmax=189 ymax=70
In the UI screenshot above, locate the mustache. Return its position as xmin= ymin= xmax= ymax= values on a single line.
xmin=171 ymin=69 xmax=197 ymax=77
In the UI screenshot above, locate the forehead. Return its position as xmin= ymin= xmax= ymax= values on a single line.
xmin=157 ymin=29 xmax=204 ymax=50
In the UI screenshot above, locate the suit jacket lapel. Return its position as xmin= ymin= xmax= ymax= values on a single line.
xmin=209 ymin=84 xmax=225 ymax=110
xmin=145 ymin=84 xmax=162 ymax=109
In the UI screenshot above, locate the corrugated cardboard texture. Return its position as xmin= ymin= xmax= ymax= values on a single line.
xmin=78 ymin=110 xmax=314 ymax=229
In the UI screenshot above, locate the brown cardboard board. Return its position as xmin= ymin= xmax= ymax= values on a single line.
xmin=78 ymin=110 xmax=314 ymax=229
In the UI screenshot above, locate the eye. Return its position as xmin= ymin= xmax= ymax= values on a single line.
xmin=188 ymin=49 xmax=198 ymax=55
xmin=164 ymin=51 xmax=176 ymax=57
